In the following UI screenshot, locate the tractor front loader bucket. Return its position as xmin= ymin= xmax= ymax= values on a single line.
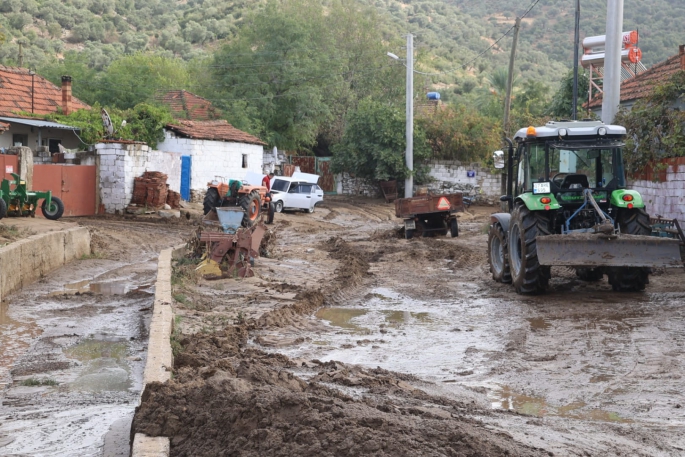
xmin=536 ymin=234 xmax=684 ymax=268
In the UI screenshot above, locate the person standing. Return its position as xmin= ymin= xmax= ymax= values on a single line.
xmin=262 ymin=172 xmax=274 ymax=196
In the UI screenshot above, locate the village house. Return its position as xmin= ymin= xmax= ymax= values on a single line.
xmin=0 ymin=66 xmax=89 ymax=152
xmin=156 ymin=90 xmax=266 ymax=201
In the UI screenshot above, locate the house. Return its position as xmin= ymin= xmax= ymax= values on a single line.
xmin=0 ymin=67 xmax=90 ymax=152
xmin=587 ymin=45 xmax=685 ymax=118
xmin=156 ymin=91 xmax=266 ymax=201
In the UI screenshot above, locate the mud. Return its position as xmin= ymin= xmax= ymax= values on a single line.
xmin=131 ymin=196 xmax=685 ymax=456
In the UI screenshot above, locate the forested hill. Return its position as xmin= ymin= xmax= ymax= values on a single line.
xmin=0 ymin=0 xmax=682 ymax=92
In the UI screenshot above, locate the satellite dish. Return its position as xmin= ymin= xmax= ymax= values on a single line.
xmin=101 ymin=108 xmax=114 ymax=137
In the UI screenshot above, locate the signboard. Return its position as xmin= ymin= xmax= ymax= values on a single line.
xmin=5 ymin=165 xmax=13 ymax=174
xmin=467 ymin=170 xmax=476 ymax=178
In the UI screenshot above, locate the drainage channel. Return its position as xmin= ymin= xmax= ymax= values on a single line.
xmin=0 ymin=258 xmax=158 ymax=457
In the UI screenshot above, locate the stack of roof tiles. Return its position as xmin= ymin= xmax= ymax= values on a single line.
xmin=131 ymin=171 xmax=169 ymax=208
xmin=166 ymin=190 xmax=181 ymax=209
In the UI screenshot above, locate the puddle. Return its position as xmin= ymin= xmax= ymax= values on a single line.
xmin=315 ymin=308 xmax=369 ymax=332
xmin=527 ymin=317 xmax=551 ymax=331
xmin=64 ymin=338 xmax=132 ymax=392
xmin=52 ymin=280 xmax=152 ymax=296
xmin=491 ymin=385 xmax=631 ymax=423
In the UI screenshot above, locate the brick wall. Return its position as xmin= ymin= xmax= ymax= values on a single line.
xmin=157 ymin=131 xmax=264 ymax=194
xmin=628 ymin=157 xmax=685 ymax=221
xmin=95 ymin=142 xmax=182 ymax=213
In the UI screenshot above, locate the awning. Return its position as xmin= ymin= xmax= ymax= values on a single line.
xmin=0 ymin=117 xmax=80 ymax=131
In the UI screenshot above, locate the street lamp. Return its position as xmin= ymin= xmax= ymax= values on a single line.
xmin=387 ymin=34 xmax=414 ymax=198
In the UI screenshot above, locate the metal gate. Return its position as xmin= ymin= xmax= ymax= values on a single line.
xmin=181 ymin=156 xmax=191 ymax=201
xmin=0 ymin=155 xmax=18 ymax=181
xmin=33 ymin=164 xmax=96 ymax=217
xmin=288 ymin=156 xmax=337 ymax=194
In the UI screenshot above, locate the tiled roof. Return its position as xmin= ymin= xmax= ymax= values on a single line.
xmin=0 ymin=65 xmax=89 ymax=116
xmin=587 ymin=46 xmax=685 ymax=109
xmin=166 ymin=120 xmax=265 ymax=145
xmin=0 ymin=121 xmax=8 ymax=131
xmin=156 ymin=90 xmax=221 ymax=120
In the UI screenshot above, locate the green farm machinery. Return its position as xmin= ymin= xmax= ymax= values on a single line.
xmin=0 ymin=173 xmax=65 ymax=221
xmin=488 ymin=120 xmax=684 ymax=294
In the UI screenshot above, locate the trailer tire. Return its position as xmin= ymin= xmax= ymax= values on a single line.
xmin=41 ymin=197 xmax=64 ymax=220
xmin=508 ymin=205 xmax=550 ymax=294
xmin=607 ymin=208 xmax=650 ymax=292
xmin=450 ymin=218 xmax=459 ymax=237
xmin=405 ymin=228 xmax=414 ymax=239
xmin=239 ymin=191 xmax=262 ymax=228
xmin=203 ymin=188 xmax=220 ymax=215
xmin=0 ymin=198 xmax=6 ymax=220
xmin=488 ymin=222 xmax=511 ymax=283
xmin=414 ymin=220 xmax=428 ymax=238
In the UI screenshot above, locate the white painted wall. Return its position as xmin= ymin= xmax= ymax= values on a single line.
xmin=628 ymin=159 xmax=685 ymax=221
xmin=95 ymin=142 xmax=182 ymax=213
xmin=0 ymin=123 xmax=81 ymax=151
xmin=156 ymin=130 xmax=264 ymax=194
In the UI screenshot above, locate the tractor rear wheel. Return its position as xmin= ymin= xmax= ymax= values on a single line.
xmin=42 ymin=197 xmax=64 ymax=220
xmin=607 ymin=208 xmax=651 ymax=291
xmin=203 ymin=188 xmax=220 ymax=215
xmin=0 ymin=198 xmax=6 ymax=220
xmin=508 ymin=205 xmax=550 ymax=294
xmin=488 ymin=222 xmax=511 ymax=283
xmin=239 ymin=190 xmax=261 ymax=227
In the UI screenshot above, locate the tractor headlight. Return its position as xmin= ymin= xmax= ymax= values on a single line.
xmin=558 ymin=128 xmax=567 ymax=137
xmin=598 ymin=127 xmax=607 ymax=136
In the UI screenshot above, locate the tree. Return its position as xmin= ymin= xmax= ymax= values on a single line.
xmin=547 ymin=69 xmax=590 ymax=119
xmin=331 ymin=98 xmax=431 ymax=183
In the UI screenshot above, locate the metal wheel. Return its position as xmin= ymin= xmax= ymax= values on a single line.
xmin=274 ymin=200 xmax=283 ymax=213
xmin=41 ymin=197 xmax=64 ymax=220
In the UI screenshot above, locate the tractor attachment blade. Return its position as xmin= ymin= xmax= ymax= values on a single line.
xmin=536 ymin=234 xmax=684 ymax=268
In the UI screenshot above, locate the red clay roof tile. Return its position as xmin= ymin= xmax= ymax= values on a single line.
xmin=587 ymin=47 xmax=685 ymax=109
xmin=156 ymin=90 xmax=221 ymax=121
xmin=166 ymin=119 xmax=265 ymax=146
xmin=0 ymin=65 xmax=89 ymax=116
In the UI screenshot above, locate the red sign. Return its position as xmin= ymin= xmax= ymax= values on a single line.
xmin=5 ymin=165 xmax=13 ymax=173
xmin=437 ymin=197 xmax=451 ymax=210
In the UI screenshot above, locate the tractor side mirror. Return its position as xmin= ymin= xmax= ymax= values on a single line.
xmin=493 ymin=150 xmax=505 ymax=169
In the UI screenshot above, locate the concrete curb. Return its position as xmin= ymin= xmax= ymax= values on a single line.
xmin=0 ymin=226 xmax=91 ymax=302
xmin=131 ymin=244 xmax=185 ymax=457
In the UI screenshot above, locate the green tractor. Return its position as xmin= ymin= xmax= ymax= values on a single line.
xmin=0 ymin=173 xmax=65 ymax=221
xmin=488 ymin=120 xmax=683 ymax=294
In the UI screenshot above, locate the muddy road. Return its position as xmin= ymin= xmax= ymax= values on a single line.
xmin=0 ymin=217 xmax=189 ymax=456
xmin=130 ymin=196 xmax=685 ymax=457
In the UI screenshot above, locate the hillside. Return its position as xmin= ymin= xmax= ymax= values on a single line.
xmin=0 ymin=0 xmax=682 ymax=95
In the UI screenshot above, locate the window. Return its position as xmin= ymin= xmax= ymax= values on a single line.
xmin=271 ymin=179 xmax=290 ymax=192
xmin=242 ymin=154 xmax=248 ymax=168
xmin=298 ymin=184 xmax=313 ymax=194
xmin=12 ymin=134 xmax=28 ymax=147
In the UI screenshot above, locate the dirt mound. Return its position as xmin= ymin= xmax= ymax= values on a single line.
xmin=133 ymin=327 xmax=548 ymax=457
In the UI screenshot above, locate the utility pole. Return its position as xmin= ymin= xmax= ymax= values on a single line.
xmin=503 ymin=17 xmax=521 ymax=138
xmin=602 ymin=0 xmax=624 ymax=123
xmin=405 ymin=33 xmax=414 ymax=198
xmin=572 ymin=0 xmax=581 ymax=120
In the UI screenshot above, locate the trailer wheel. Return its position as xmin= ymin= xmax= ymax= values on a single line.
xmin=0 ymin=198 xmax=6 ymax=220
xmin=42 ymin=197 xmax=64 ymax=220
xmin=239 ymin=191 xmax=261 ymax=228
xmin=508 ymin=205 xmax=550 ymax=294
xmin=488 ymin=222 xmax=511 ymax=283
xmin=405 ymin=228 xmax=414 ymax=239
xmin=203 ymin=188 xmax=220 ymax=215
xmin=414 ymin=220 xmax=428 ymax=238
xmin=450 ymin=218 xmax=459 ymax=237
xmin=607 ymin=208 xmax=650 ymax=292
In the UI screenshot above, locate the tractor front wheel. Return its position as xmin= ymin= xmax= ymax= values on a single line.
xmin=607 ymin=208 xmax=650 ymax=292
xmin=508 ymin=205 xmax=550 ymax=294
xmin=267 ymin=202 xmax=275 ymax=224
xmin=239 ymin=191 xmax=261 ymax=227
xmin=42 ymin=197 xmax=64 ymax=220
xmin=488 ymin=222 xmax=511 ymax=283
xmin=0 ymin=198 xmax=6 ymax=220
xmin=203 ymin=188 xmax=220 ymax=215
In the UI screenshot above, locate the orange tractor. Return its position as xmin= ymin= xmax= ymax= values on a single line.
xmin=203 ymin=178 xmax=275 ymax=226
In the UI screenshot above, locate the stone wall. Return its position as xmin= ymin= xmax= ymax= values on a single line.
xmin=628 ymin=157 xmax=685 ymax=221
xmin=337 ymin=173 xmax=383 ymax=198
xmin=95 ymin=142 xmax=182 ymax=213
xmin=427 ymin=160 xmax=501 ymax=203
xmin=156 ymin=130 xmax=264 ymax=194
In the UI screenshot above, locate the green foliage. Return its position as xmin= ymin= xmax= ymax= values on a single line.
xmin=418 ymin=105 xmax=500 ymax=162
xmin=614 ymin=71 xmax=685 ymax=173
xmin=547 ymin=69 xmax=591 ymax=120
xmin=331 ymin=98 xmax=431 ymax=183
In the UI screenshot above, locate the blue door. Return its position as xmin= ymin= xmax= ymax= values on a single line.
xmin=180 ymin=156 xmax=191 ymax=201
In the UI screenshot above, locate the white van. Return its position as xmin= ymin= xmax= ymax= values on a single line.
xmin=270 ymin=172 xmax=324 ymax=213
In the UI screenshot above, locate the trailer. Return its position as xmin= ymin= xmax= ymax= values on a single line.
xmin=395 ymin=193 xmax=465 ymax=239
